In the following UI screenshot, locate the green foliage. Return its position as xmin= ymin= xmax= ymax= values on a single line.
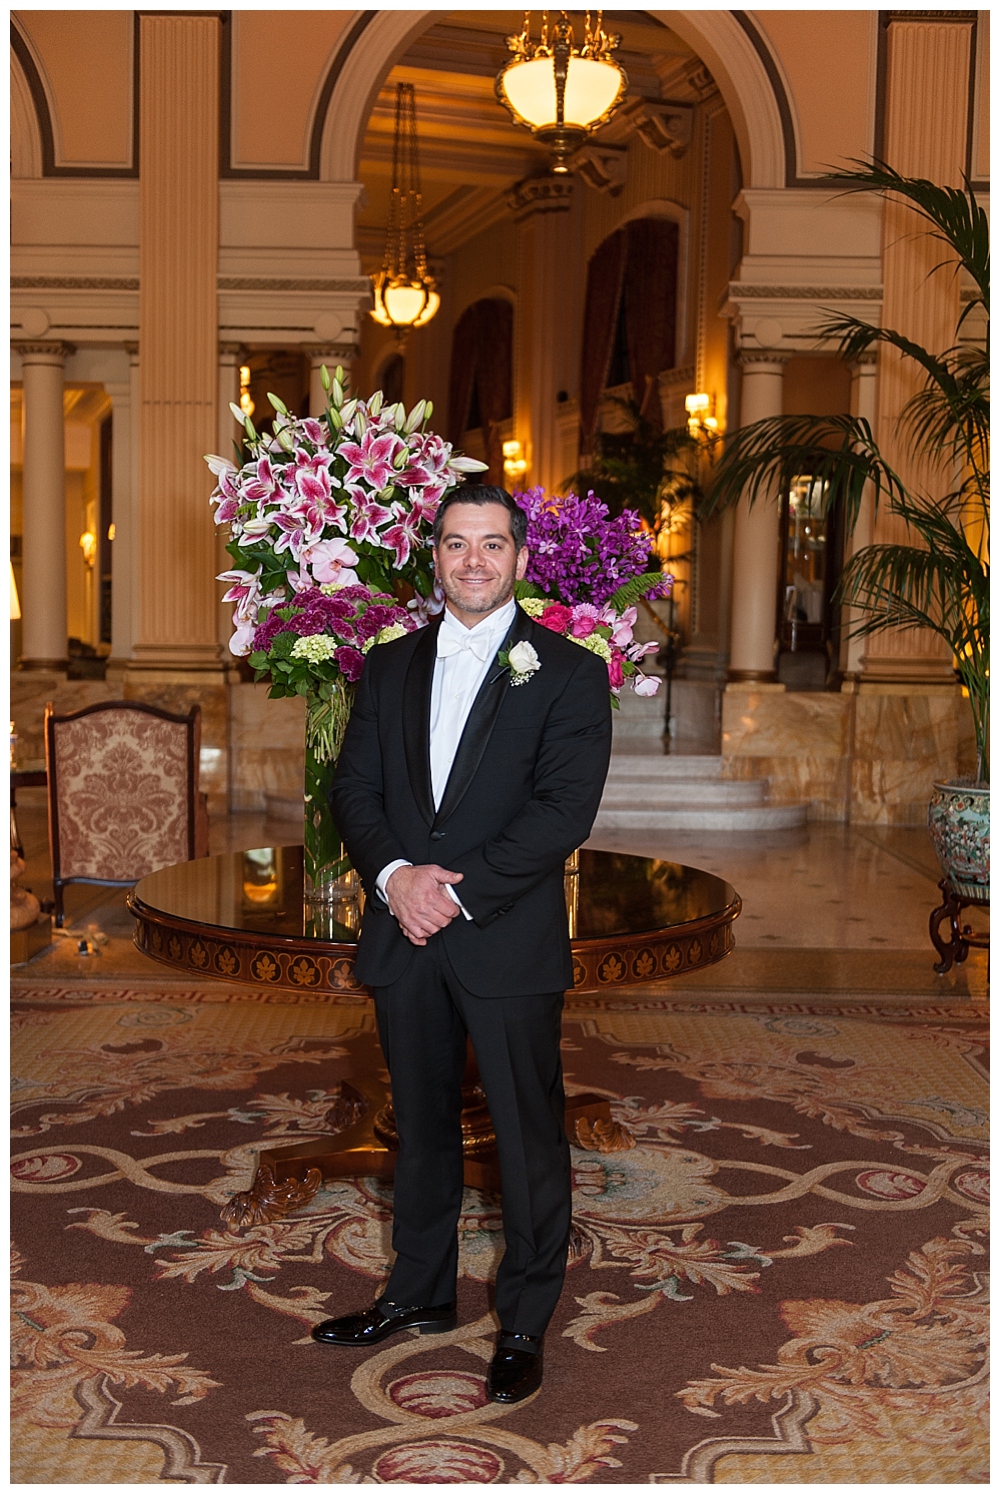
xmin=701 ymin=161 xmax=989 ymax=781
xmin=563 ymin=397 xmax=701 ymax=528
xmin=607 ymin=572 xmax=669 ymax=614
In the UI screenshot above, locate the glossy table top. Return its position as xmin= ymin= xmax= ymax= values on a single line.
xmin=132 ymin=845 xmax=739 ymax=947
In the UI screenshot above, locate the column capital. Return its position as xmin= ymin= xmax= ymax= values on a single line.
xmin=218 ymin=341 xmax=246 ymax=359
xmin=738 ymin=351 xmax=791 ymax=368
xmin=506 ymin=174 xmax=574 ymax=221
xmin=850 ymin=350 xmax=878 ymax=368
xmin=303 ymin=342 xmax=357 ymax=363
xmin=14 ymin=340 xmax=74 ymax=362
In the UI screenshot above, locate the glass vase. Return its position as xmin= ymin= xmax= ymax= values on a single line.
xmin=303 ymin=684 xmax=358 ymax=904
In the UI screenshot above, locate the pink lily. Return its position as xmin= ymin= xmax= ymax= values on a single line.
xmin=340 ymin=429 xmax=406 ymax=492
xmin=243 ymin=454 xmax=285 ymax=507
xmin=350 ymin=499 xmax=393 ymax=543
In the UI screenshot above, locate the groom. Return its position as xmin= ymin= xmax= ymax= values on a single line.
xmin=314 ymin=484 xmax=611 ymax=1403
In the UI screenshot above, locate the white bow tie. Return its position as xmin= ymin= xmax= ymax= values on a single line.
xmin=437 ymin=630 xmax=494 ymax=663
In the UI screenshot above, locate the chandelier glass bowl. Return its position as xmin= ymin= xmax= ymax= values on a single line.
xmin=495 ymin=11 xmax=628 ymax=172
xmin=370 ymin=83 xmax=439 ymax=334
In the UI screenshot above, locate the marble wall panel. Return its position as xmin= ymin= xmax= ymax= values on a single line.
xmin=228 ymin=683 xmax=305 ymax=813
xmin=721 ymin=684 xmax=973 ymax=826
xmin=722 ymin=689 xmax=850 ymax=759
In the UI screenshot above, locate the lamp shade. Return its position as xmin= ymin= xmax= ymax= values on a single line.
xmin=381 ymin=281 xmax=430 ymax=329
xmin=500 ymin=54 xmax=625 ymax=132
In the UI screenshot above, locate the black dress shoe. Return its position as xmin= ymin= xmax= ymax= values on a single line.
xmin=485 ymin=1332 xmax=544 ymax=1403
xmin=311 ymin=1298 xmax=457 ymax=1347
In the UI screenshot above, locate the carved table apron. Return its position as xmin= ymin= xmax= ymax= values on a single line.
xmin=128 ymin=846 xmax=741 ymax=1227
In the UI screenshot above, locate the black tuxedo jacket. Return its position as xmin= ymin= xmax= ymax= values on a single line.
xmin=331 ymin=605 xmax=612 ymax=996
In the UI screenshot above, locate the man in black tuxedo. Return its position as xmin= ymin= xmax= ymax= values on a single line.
xmin=312 ymin=485 xmax=612 ymax=1403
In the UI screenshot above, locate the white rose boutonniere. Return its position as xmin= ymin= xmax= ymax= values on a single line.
xmin=500 ymin=639 xmax=541 ymax=687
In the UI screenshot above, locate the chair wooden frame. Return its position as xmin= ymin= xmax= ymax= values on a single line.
xmin=44 ymin=698 xmax=204 ymax=927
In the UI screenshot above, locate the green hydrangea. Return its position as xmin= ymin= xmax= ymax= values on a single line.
xmin=574 ymin=631 xmax=612 ymax=662
xmin=291 ymin=634 xmax=338 ymax=663
xmin=362 ymin=621 xmax=409 ymax=654
xmin=517 ymin=597 xmax=546 ymax=617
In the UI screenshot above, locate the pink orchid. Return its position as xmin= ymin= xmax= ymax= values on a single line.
xmin=633 ymin=673 xmax=660 ymax=696
xmin=340 ymin=430 xmax=406 ymax=492
xmin=606 ymin=605 xmax=638 ymax=648
xmin=229 ymin=618 xmax=257 ymax=656
xmin=300 ymin=537 xmax=359 ymax=588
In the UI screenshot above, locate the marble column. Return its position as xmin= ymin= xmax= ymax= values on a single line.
xmin=17 ymin=341 xmax=70 ymax=670
xmin=130 ymin=13 xmax=220 ymax=674
xmin=727 ymin=354 xmax=788 ymax=683
xmin=862 ymin=12 xmax=973 ymax=684
xmin=306 ymin=342 xmax=357 ymax=416
xmin=507 ymin=176 xmax=575 ymax=494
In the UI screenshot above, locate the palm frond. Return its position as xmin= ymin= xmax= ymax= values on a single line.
xmin=700 ymin=414 xmax=906 ymax=532
xmin=829 ymin=161 xmax=989 ymax=311
xmin=837 ymin=542 xmax=987 ymax=652
xmin=607 ymin=571 xmax=669 ymax=613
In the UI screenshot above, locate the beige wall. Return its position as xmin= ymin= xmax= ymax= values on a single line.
xmin=754 ymin=11 xmax=877 ymax=176
xmin=230 ymin=11 xmax=353 ymax=169
xmin=17 ymin=9 xmax=133 ymax=167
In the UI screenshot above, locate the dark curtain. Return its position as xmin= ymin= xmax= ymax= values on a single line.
xmin=624 ymin=217 xmax=678 ymax=430
xmin=447 ymin=298 xmax=513 ymax=485
xmin=578 ymin=228 xmax=627 ymax=450
xmin=579 ymin=217 xmax=679 ymax=448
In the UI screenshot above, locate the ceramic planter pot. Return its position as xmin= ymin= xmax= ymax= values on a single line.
xmin=927 ymin=779 xmax=990 ymax=899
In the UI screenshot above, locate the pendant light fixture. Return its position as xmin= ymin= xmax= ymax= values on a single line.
xmin=370 ymin=83 xmax=439 ymax=335
xmin=495 ymin=10 xmax=628 ymax=174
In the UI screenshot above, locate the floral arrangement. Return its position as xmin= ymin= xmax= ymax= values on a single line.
xmin=248 ymin=584 xmax=417 ymax=755
xmin=206 ymin=364 xmax=484 ymax=659
xmin=514 ymin=487 xmax=669 ymax=700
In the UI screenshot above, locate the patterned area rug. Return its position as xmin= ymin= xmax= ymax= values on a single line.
xmin=11 ymin=988 xmax=988 ymax=1484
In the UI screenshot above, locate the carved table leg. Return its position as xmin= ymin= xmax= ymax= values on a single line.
xmin=221 ymin=1045 xmax=630 ymax=1230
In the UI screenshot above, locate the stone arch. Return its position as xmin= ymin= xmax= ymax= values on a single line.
xmin=317 ymin=8 xmax=787 ymax=188
xmin=10 ymin=43 xmax=43 ymax=179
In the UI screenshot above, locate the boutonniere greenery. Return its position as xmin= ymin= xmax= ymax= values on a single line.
xmin=498 ymin=638 xmax=541 ymax=687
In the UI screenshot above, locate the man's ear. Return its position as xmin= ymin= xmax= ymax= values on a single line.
xmin=515 ymin=545 xmax=529 ymax=581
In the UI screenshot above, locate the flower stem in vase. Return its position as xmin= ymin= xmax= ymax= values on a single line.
xmin=304 ymin=685 xmax=358 ymax=904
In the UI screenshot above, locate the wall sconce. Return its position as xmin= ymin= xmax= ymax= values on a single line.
xmin=685 ymin=392 xmax=718 ymax=439
xmin=10 ymin=560 xmax=21 ymax=621
xmin=79 ymin=531 xmax=97 ymax=568
xmin=107 ymin=522 xmax=116 ymax=542
xmin=239 ymin=365 xmax=255 ymax=419
xmin=503 ymin=439 xmax=528 ymax=481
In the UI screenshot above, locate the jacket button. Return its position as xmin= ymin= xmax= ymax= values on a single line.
xmin=430 ymin=830 xmax=446 ymax=841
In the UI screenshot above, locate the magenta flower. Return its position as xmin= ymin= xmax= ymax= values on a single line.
xmin=243 ymin=454 xmax=285 ymax=507
xmin=340 ymin=430 xmax=406 ymax=492
xmin=334 ymin=645 xmax=365 ymax=682
xmin=349 ymin=497 xmax=393 ymax=544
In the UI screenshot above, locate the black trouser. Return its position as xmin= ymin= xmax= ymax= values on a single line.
xmin=373 ymin=938 xmax=570 ymax=1337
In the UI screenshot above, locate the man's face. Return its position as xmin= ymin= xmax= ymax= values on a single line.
xmin=433 ymin=502 xmax=528 ymax=627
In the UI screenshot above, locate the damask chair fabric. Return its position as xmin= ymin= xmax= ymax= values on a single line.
xmin=45 ymin=700 xmax=209 ymax=925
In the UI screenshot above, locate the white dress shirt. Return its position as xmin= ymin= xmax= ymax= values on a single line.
xmin=376 ymin=599 xmax=517 ymax=918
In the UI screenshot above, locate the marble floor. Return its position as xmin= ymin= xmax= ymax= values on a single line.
xmin=12 ymin=790 xmax=988 ymax=1001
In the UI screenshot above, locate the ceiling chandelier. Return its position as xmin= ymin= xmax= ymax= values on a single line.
xmin=370 ymin=82 xmax=439 ymax=335
xmin=495 ymin=10 xmax=628 ymax=173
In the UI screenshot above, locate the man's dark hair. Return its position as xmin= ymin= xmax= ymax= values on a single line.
xmin=433 ymin=484 xmax=528 ymax=551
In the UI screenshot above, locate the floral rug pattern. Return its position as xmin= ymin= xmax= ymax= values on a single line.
xmin=10 ymin=991 xmax=988 ymax=1483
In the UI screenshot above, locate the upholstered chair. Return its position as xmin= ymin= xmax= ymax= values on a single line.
xmin=44 ymin=700 xmax=210 ymax=926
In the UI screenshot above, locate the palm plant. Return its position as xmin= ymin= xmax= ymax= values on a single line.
xmin=565 ymin=396 xmax=701 ymax=530
xmin=701 ymin=163 xmax=989 ymax=781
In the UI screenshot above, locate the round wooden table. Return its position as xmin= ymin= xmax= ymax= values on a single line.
xmin=128 ymin=846 xmax=741 ymax=1227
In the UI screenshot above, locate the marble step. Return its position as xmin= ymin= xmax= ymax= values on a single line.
xmin=600 ymin=777 xmax=769 ymax=807
xmin=595 ymin=752 xmax=809 ymax=832
xmin=605 ymin=754 xmax=723 ymax=779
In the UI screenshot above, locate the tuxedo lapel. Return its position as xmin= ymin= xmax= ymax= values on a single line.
xmin=402 ymin=619 xmax=438 ymax=826
xmin=434 ymin=605 xmax=536 ymax=828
